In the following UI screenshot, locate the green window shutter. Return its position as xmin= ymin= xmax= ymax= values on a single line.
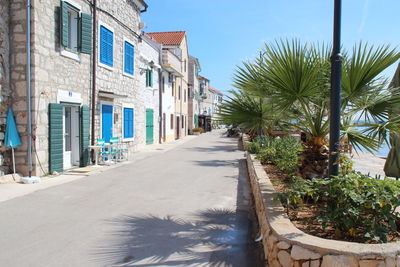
xmin=60 ymin=1 xmax=69 ymax=47
xmin=80 ymin=105 xmax=90 ymax=167
xmin=80 ymin=13 xmax=92 ymax=54
xmin=49 ymin=103 xmax=63 ymax=173
xmin=150 ymin=70 xmax=153 ymax=87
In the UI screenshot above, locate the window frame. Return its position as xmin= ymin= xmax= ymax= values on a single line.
xmin=60 ymin=0 xmax=82 ymax=61
xmin=123 ymin=38 xmax=135 ymax=78
xmin=122 ymin=103 xmax=135 ymax=142
xmin=98 ymin=21 xmax=115 ymax=71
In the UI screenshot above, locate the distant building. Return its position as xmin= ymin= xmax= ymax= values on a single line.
xmin=147 ymin=31 xmax=189 ymax=140
xmin=188 ymin=56 xmax=201 ymax=132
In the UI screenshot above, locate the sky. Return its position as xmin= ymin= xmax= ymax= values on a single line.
xmin=142 ymin=0 xmax=400 ymax=95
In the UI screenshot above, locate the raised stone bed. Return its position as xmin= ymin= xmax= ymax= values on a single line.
xmin=245 ymin=150 xmax=400 ymax=267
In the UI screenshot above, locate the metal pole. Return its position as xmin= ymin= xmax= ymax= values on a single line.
xmin=26 ymin=0 xmax=32 ymax=177
xmin=329 ymin=0 xmax=342 ymax=177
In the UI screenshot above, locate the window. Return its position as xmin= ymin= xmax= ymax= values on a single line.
xmin=184 ymin=89 xmax=186 ymax=102
xmin=146 ymin=69 xmax=153 ymax=87
xmin=60 ymin=1 xmax=92 ymax=55
xmin=124 ymin=40 xmax=134 ymax=75
xmin=182 ymin=116 xmax=184 ymax=128
xmin=170 ymin=114 xmax=174 ymax=129
xmin=123 ymin=107 xmax=134 ymax=139
xmin=66 ymin=7 xmax=78 ymax=52
xmin=178 ymin=86 xmax=181 ymax=100
xmin=184 ymin=60 xmax=186 ymax=72
xmin=162 ymin=77 xmax=165 ymax=93
xmin=172 ymin=81 xmax=175 ymax=97
xmin=99 ymin=24 xmax=114 ymax=67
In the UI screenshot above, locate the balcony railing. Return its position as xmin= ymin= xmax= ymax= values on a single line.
xmin=161 ymin=50 xmax=183 ymax=77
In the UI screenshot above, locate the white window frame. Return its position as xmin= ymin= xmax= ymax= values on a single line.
xmin=60 ymin=0 xmax=82 ymax=62
xmin=122 ymin=37 xmax=135 ymax=78
xmin=122 ymin=103 xmax=135 ymax=142
xmin=99 ymin=101 xmax=114 ymax=142
xmin=98 ymin=21 xmax=115 ymax=71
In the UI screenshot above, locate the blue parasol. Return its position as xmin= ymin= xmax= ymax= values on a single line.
xmin=4 ymin=108 xmax=22 ymax=174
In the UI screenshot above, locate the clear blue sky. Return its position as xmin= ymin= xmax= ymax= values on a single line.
xmin=142 ymin=0 xmax=400 ymax=95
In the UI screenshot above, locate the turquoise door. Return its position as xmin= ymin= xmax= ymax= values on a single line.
xmin=102 ymin=104 xmax=113 ymax=143
xmin=146 ymin=108 xmax=154 ymax=144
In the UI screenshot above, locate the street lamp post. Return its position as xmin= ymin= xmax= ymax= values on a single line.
xmin=329 ymin=0 xmax=342 ymax=177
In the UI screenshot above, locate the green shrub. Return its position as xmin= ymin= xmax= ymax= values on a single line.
xmin=253 ymin=136 xmax=302 ymax=176
xmin=278 ymin=173 xmax=400 ymax=243
xmin=247 ymin=142 xmax=261 ymax=154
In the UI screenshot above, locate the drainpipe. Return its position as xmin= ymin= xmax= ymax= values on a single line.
xmin=91 ymin=0 xmax=97 ymax=150
xmin=26 ymin=0 xmax=32 ymax=177
xmin=22 ymin=0 xmax=40 ymax=183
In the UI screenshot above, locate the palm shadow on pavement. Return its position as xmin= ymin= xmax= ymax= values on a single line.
xmin=92 ymin=208 xmax=252 ymax=267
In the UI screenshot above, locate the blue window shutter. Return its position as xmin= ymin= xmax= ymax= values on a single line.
xmin=124 ymin=41 xmax=134 ymax=75
xmin=123 ymin=108 xmax=134 ymax=138
xmin=100 ymin=25 xmax=113 ymax=67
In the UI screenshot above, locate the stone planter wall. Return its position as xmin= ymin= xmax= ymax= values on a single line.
xmin=245 ymin=139 xmax=400 ymax=267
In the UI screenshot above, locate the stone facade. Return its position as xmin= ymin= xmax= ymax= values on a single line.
xmin=0 ymin=0 xmax=11 ymax=175
xmin=95 ymin=0 xmax=154 ymax=152
xmin=2 ymin=0 xmax=149 ymax=176
xmin=244 ymin=135 xmax=400 ymax=267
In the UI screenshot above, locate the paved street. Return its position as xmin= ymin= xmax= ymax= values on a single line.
xmin=0 ymin=130 xmax=257 ymax=267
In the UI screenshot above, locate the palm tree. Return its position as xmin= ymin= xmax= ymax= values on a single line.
xmin=233 ymin=39 xmax=400 ymax=178
xmin=219 ymin=90 xmax=284 ymax=138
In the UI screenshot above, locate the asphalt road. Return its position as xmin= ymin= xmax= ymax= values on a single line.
xmin=0 ymin=130 xmax=257 ymax=267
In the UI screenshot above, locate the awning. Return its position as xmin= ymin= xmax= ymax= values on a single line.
xmin=162 ymin=64 xmax=183 ymax=77
xmin=98 ymin=91 xmax=128 ymax=99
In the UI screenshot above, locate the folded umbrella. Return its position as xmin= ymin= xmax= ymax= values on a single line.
xmin=4 ymin=108 xmax=22 ymax=175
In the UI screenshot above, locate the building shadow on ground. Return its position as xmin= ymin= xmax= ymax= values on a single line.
xmin=91 ymin=208 xmax=252 ymax=266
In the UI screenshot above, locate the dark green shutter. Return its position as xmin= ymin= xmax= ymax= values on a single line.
xmin=80 ymin=105 xmax=90 ymax=167
xmin=80 ymin=13 xmax=92 ymax=54
xmin=60 ymin=1 xmax=69 ymax=47
xmin=49 ymin=103 xmax=63 ymax=173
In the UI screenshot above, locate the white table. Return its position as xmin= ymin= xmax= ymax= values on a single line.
xmin=89 ymin=145 xmax=103 ymax=167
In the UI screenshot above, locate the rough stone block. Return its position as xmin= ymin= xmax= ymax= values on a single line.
xmin=278 ymin=250 xmax=294 ymax=267
xmin=310 ymin=260 xmax=320 ymax=267
xmin=277 ymin=241 xmax=291 ymax=250
xmin=302 ymin=261 xmax=310 ymax=267
xmin=291 ymin=245 xmax=321 ymax=260
xmin=385 ymin=257 xmax=395 ymax=267
xmin=359 ymin=260 xmax=385 ymax=267
xmin=321 ymin=255 xmax=358 ymax=267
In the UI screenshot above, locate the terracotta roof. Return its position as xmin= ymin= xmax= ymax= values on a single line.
xmin=208 ymin=86 xmax=224 ymax=96
xmin=146 ymin=31 xmax=186 ymax=46
xmin=198 ymin=75 xmax=209 ymax=81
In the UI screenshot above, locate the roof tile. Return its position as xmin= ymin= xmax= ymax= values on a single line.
xmin=146 ymin=31 xmax=186 ymax=46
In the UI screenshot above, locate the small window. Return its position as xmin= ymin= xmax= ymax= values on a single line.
xmin=172 ymin=81 xmax=175 ymax=97
xmin=184 ymin=89 xmax=186 ymax=102
xmin=170 ymin=114 xmax=174 ymax=129
xmin=123 ymin=107 xmax=134 ymax=139
xmin=146 ymin=69 xmax=153 ymax=87
xmin=124 ymin=41 xmax=134 ymax=75
xmin=178 ymin=86 xmax=181 ymax=100
xmin=60 ymin=1 xmax=92 ymax=55
xmin=162 ymin=77 xmax=165 ymax=93
xmin=99 ymin=25 xmax=114 ymax=67
xmin=182 ymin=116 xmax=184 ymax=128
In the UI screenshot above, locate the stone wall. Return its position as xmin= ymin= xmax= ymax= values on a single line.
xmin=244 ymin=136 xmax=400 ymax=267
xmin=0 ymin=0 xmax=10 ymax=175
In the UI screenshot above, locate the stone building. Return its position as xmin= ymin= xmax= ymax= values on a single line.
xmin=188 ymin=56 xmax=201 ymax=132
xmin=0 ymin=0 xmax=11 ymax=175
xmin=0 ymin=0 xmax=148 ymax=176
xmin=147 ymin=31 xmax=189 ymax=139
